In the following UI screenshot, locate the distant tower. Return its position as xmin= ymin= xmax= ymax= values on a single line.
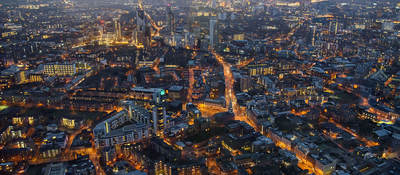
xmin=228 ymin=101 xmax=233 ymax=113
xmin=211 ymin=0 xmax=217 ymax=9
xmin=114 ymin=18 xmax=122 ymax=41
xmin=334 ymin=22 xmax=338 ymax=35
xmin=138 ymin=0 xmax=143 ymax=8
xmin=133 ymin=0 xmax=151 ymax=47
xmin=184 ymin=31 xmax=189 ymax=47
xmin=312 ymin=26 xmax=316 ymax=46
xmin=176 ymin=0 xmax=190 ymax=8
xmin=167 ymin=5 xmax=175 ymax=36
xmin=135 ymin=49 xmax=140 ymax=68
xmin=117 ymin=22 xmax=121 ymax=40
xmin=167 ymin=5 xmax=176 ymax=46
xmin=133 ymin=10 xmax=145 ymax=44
xmin=209 ymin=18 xmax=217 ymax=48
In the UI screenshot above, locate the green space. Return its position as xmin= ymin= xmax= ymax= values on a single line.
xmin=21 ymin=107 xmax=105 ymax=121
xmin=27 ymin=164 xmax=45 ymax=175
xmin=330 ymin=91 xmax=359 ymax=104
xmin=1 ymin=106 xmax=106 ymax=124
xmin=185 ymin=127 xmax=227 ymax=143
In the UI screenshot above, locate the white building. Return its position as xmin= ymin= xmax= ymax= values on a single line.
xmin=93 ymin=105 xmax=152 ymax=148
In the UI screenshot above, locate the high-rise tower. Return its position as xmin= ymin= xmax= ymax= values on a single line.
xmin=114 ymin=18 xmax=122 ymax=41
xmin=167 ymin=5 xmax=175 ymax=36
xmin=211 ymin=0 xmax=217 ymax=9
xmin=130 ymin=87 xmax=168 ymax=136
xmin=133 ymin=0 xmax=151 ymax=47
xmin=209 ymin=18 xmax=217 ymax=48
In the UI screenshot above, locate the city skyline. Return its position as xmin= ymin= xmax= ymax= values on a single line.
xmin=0 ymin=0 xmax=399 ymax=175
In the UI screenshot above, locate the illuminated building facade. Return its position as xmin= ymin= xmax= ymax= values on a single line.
xmin=16 ymin=71 xmax=27 ymax=84
xmin=29 ymin=73 xmax=43 ymax=83
xmin=60 ymin=117 xmax=77 ymax=129
xmin=44 ymin=63 xmax=76 ymax=76
xmin=129 ymin=87 xmax=168 ymax=136
xmin=114 ymin=18 xmax=122 ymax=41
xmin=154 ymin=160 xmax=205 ymax=175
xmin=39 ymin=145 xmax=61 ymax=159
xmin=248 ymin=64 xmax=274 ymax=76
xmin=93 ymin=108 xmax=152 ymax=148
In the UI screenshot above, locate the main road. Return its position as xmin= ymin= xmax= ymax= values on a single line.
xmin=210 ymin=51 xmax=258 ymax=128
xmin=211 ymin=50 xmax=321 ymax=174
